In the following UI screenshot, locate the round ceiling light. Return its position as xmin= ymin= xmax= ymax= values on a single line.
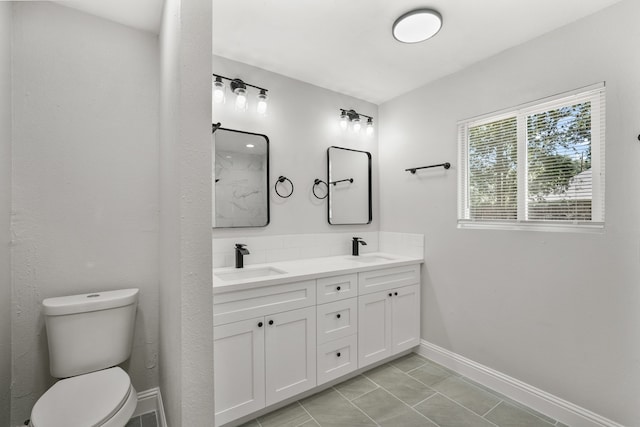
xmin=392 ymin=9 xmax=442 ymax=44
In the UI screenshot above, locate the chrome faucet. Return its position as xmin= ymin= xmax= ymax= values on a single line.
xmin=235 ymin=243 xmax=250 ymax=268
xmin=352 ymin=237 xmax=367 ymax=256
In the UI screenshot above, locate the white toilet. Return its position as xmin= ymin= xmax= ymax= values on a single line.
xmin=29 ymin=288 xmax=140 ymax=427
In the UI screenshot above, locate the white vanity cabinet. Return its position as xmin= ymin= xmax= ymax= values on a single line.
xmin=213 ymin=259 xmax=422 ymax=427
xmin=213 ymin=281 xmax=317 ymax=426
xmin=358 ymin=265 xmax=421 ymax=367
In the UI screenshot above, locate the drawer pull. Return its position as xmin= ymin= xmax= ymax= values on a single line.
xmin=336 ymin=352 xmax=341 ymax=357
xmin=388 ymin=293 xmax=392 ymax=297
xmin=336 ymin=286 xmax=341 ymax=291
xmin=268 ymin=320 xmax=274 ymax=325
xmin=394 ymin=292 xmax=398 ymax=296
xmin=258 ymin=322 xmax=263 ymax=328
xmin=336 ymin=313 xmax=341 ymax=319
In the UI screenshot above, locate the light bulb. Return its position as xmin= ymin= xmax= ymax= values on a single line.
xmin=257 ymin=90 xmax=268 ymax=115
xmin=212 ymin=77 xmax=225 ymax=104
xmin=352 ymin=117 xmax=361 ymax=133
xmin=366 ymin=118 xmax=374 ymax=136
xmin=339 ymin=111 xmax=348 ymax=130
xmin=234 ymin=87 xmax=247 ymax=110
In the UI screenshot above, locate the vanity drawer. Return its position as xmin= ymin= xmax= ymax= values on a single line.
xmin=214 ymin=280 xmax=316 ymax=326
xmin=316 ymin=298 xmax=357 ymax=344
xmin=316 ymin=274 xmax=357 ymax=304
xmin=317 ymin=334 xmax=358 ymax=385
xmin=358 ymin=264 xmax=420 ymax=295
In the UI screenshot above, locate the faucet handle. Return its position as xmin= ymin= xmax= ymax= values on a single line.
xmin=353 ymin=237 xmax=367 ymax=245
xmin=235 ymin=243 xmax=247 ymax=249
xmin=352 ymin=237 xmax=362 ymax=241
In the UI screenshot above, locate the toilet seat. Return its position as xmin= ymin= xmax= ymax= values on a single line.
xmin=31 ymin=367 xmax=137 ymax=427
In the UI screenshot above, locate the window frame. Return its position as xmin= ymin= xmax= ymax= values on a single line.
xmin=457 ymin=83 xmax=605 ymax=233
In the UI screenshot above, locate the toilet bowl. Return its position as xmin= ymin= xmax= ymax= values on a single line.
xmin=30 ymin=289 xmax=140 ymax=427
xmin=30 ymin=367 xmax=137 ymax=427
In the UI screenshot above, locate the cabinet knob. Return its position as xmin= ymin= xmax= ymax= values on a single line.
xmin=388 ymin=293 xmax=392 ymax=297
xmin=336 ymin=314 xmax=341 ymax=319
xmin=258 ymin=322 xmax=263 ymax=328
xmin=336 ymin=286 xmax=341 ymax=291
xmin=268 ymin=320 xmax=274 ymax=325
xmin=394 ymin=292 xmax=398 ymax=296
xmin=336 ymin=352 xmax=341 ymax=357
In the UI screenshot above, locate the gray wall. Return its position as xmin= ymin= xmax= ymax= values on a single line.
xmin=212 ymin=55 xmax=379 ymax=239
xmin=159 ymin=0 xmax=214 ymax=424
xmin=379 ymin=1 xmax=640 ymax=425
xmin=0 ymin=3 xmax=12 ymax=426
xmin=10 ymin=3 xmax=160 ymax=423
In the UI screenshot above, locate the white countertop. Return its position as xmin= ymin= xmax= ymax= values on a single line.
xmin=213 ymin=252 xmax=423 ymax=294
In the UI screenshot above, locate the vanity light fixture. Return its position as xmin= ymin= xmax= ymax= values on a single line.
xmin=339 ymin=109 xmax=374 ymax=136
xmin=392 ymin=8 xmax=442 ymax=43
xmin=212 ymin=74 xmax=269 ymax=115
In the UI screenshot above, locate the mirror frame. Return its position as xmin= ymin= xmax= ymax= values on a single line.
xmin=213 ymin=126 xmax=270 ymax=228
xmin=327 ymin=146 xmax=372 ymax=225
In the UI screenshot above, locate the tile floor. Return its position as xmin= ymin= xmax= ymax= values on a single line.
xmin=126 ymin=411 xmax=158 ymax=427
xmin=239 ymin=353 xmax=570 ymax=427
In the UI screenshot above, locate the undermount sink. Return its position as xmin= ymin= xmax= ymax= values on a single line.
xmin=347 ymin=255 xmax=396 ymax=263
xmin=215 ymin=266 xmax=287 ymax=281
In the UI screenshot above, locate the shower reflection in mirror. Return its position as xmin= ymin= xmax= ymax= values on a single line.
xmin=212 ymin=127 xmax=270 ymax=228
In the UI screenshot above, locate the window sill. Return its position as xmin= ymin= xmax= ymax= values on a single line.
xmin=457 ymin=220 xmax=605 ymax=234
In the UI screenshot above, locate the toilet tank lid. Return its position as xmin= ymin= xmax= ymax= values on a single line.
xmin=43 ymin=288 xmax=139 ymax=316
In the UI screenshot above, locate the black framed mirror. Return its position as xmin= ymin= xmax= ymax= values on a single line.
xmin=327 ymin=146 xmax=372 ymax=225
xmin=212 ymin=127 xmax=270 ymax=228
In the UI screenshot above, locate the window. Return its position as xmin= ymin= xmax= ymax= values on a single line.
xmin=458 ymin=84 xmax=605 ymax=231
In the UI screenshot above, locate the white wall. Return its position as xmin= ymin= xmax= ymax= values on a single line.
xmin=10 ymin=3 xmax=160 ymax=423
xmin=159 ymin=0 xmax=214 ymax=425
xmin=379 ymin=1 xmax=640 ymax=425
xmin=212 ymin=56 xmax=379 ymax=240
xmin=0 ymin=3 xmax=12 ymax=425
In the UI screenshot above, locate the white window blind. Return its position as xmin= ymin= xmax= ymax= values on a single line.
xmin=458 ymin=84 xmax=605 ymax=231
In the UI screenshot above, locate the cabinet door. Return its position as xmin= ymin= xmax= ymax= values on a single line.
xmin=265 ymin=306 xmax=316 ymax=406
xmin=358 ymin=290 xmax=392 ymax=368
xmin=214 ymin=317 xmax=265 ymax=427
xmin=391 ymin=284 xmax=421 ymax=354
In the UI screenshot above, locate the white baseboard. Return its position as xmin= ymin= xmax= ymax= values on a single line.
xmin=417 ymin=340 xmax=623 ymax=427
xmin=133 ymin=387 xmax=167 ymax=427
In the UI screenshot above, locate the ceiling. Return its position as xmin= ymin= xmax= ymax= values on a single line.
xmin=57 ymin=0 xmax=623 ymax=105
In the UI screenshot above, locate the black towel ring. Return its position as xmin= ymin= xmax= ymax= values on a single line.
xmin=312 ymin=179 xmax=328 ymax=199
xmin=275 ymin=176 xmax=294 ymax=198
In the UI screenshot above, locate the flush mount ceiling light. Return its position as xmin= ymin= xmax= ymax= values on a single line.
xmin=392 ymin=9 xmax=442 ymax=44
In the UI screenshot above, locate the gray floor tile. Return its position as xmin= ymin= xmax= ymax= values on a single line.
xmin=501 ymin=397 xmax=557 ymax=425
xmin=414 ymin=393 xmax=496 ymax=427
xmin=300 ymin=388 xmax=376 ymax=426
xmin=556 ymin=422 xmax=570 ymax=427
xmin=334 ymin=374 xmax=378 ymax=400
xmin=353 ymin=388 xmax=437 ymax=427
xmin=431 ymin=376 xmax=501 ymax=415
xmin=363 ymin=363 xmax=435 ymax=405
xmin=125 ymin=417 xmax=141 ymax=427
xmin=389 ymin=353 xmax=427 ymax=372
xmin=141 ymin=411 xmax=158 ymax=427
xmin=238 ymin=420 xmax=260 ymax=427
xmin=298 ymin=420 xmax=321 ymax=427
xmin=406 ymin=361 xmax=453 ymax=387
xmin=257 ymin=402 xmax=311 ymax=427
xmin=485 ymin=401 xmax=555 ymax=427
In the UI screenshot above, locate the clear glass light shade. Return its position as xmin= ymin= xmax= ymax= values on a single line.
xmin=352 ymin=117 xmax=361 ymax=133
xmin=366 ymin=119 xmax=374 ymax=136
xmin=393 ymin=9 xmax=442 ymax=43
xmin=234 ymin=87 xmax=247 ymax=110
xmin=213 ymin=79 xmax=225 ymax=104
xmin=257 ymin=90 xmax=268 ymax=115
xmin=340 ymin=112 xmax=349 ymax=130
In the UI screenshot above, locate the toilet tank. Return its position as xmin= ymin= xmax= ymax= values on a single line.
xmin=42 ymin=288 xmax=139 ymax=378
